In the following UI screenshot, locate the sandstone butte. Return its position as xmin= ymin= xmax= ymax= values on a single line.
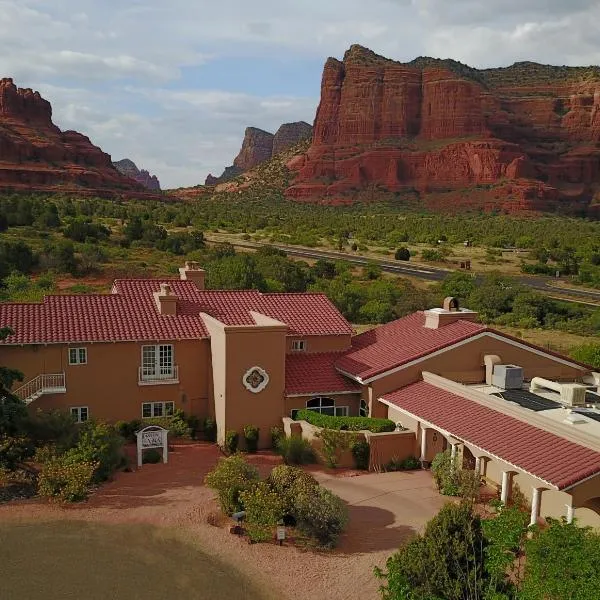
xmin=0 ymin=78 xmax=160 ymax=199
xmin=285 ymin=45 xmax=600 ymax=215
xmin=205 ymin=122 xmax=312 ymax=185
xmin=113 ymin=158 xmax=161 ymax=191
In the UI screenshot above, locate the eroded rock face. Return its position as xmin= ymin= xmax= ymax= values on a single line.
xmin=0 ymin=78 xmax=157 ymax=198
xmin=272 ymin=121 xmax=312 ymax=156
xmin=113 ymin=158 xmax=161 ymax=190
xmin=233 ymin=127 xmax=274 ymax=171
xmin=287 ymin=45 xmax=600 ymax=214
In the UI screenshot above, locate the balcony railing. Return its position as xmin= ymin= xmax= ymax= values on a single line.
xmin=138 ymin=365 xmax=179 ymax=385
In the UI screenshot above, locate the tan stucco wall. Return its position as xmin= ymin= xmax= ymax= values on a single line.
xmin=286 ymin=334 xmax=351 ymax=353
xmin=2 ymin=340 xmax=210 ymax=422
xmin=284 ymin=394 xmax=361 ymax=418
xmin=367 ymin=431 xmax=417 ymax=471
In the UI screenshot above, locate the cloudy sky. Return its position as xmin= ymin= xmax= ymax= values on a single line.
xmin=2 ymin=0 xmax=600 ymax=188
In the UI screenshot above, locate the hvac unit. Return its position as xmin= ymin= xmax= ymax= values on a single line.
xmin=491 ymin=364 xmax=524 ymax=390
xmin=559 ymin=383 xmax=587 ymax=407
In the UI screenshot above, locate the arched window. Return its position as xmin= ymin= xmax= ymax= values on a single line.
xmin=359 ymin=400 xmax=368 ymax=418
xmin=307 ymin=396 xmax=335 ymax=416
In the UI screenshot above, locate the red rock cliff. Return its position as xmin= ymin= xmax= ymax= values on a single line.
xmin=287 ymin=46 xmax=600 ymax=214
xmin=0 ymin=78 xmax=158 ymax=198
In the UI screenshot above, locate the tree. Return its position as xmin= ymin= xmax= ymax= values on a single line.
xmin=440 ymin=271 xmax=476 ymax=301
xmin=570 ymin=343 xmax=600 ymax=368
xmin=395 ymin=247 xmax=410 ymax=261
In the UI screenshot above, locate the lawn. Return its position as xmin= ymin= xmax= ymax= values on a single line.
xmin=0 ymin=520 xmax=270 ymax=600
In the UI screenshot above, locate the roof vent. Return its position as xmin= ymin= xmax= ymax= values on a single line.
xmin=424 ymin=298 xmax=479 ymax=329
xmin=443 ymin=297 xmax=460 ymax=312
xmin=179 ymin=261 xmax=205 ymax=290
xmin=563 ymin=410 xmax=589 ymax=425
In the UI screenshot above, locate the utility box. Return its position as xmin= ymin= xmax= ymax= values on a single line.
xmin=492 ymin=365 xmax=524 ymax=390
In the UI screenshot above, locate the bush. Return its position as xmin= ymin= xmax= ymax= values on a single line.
xmin=243 ymin=425 xmax=259 ymax=453
xmin=270 ymin=426 xmax=283 ymax=449
xmin=395 ymin=247 xmax=410 ymax=261
xmin=142 ymin=410 xmax=190 ymax=439
xmin=186 ymin=415 xmax=201 ymax=440
xmin=224 ymin=430 xmax=239 ymax=454
xmin=431 ymin=450 xmax=481 ymax=499
xmin=25 ymin=409 xmax=79 ymax=451
xmin=316 ymin=428 xmax=357 ymax=468
xmin=351 ymin=439 xmax=370 ymax=470
xmin=204 ymin=454 xmax=259 ymax=515
xmin=204 ymin=418 xmax=217 ymax=442
xmin=294 ymin=410 xmax=395 ymax=433
xmin=386 ymin=455 xmax=421 ymax=471
xmin=142 ymin=448 xmax=162 ymax=464
xmin=295 ymin=486 xmax=349 ymax=548
xmin=0 ymin=435 xmax=33 ymax=470
xmin=267 ymin=465 xmax=318 ymax=515
xmin=239 ymin=481 xmax=284 ymax=527
xmin=276 ymin=436 xmax=316 ymax=465
xmin=38 ymin=456 xmax=97 ymax=502
xmin=114 ymin=419 xmax=142 ymax=442
xmin=64 ymin=421 xmax=124 ymax=482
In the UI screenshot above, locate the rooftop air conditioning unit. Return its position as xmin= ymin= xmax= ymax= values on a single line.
xmin=492 ymin=364 xmax=524 ymax=390
xmin=560 ymin=383 xmax=587 ymax=407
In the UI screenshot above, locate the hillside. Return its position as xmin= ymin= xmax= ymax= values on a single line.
xmin=113 ymin=159 xmax=161 ymax=191
xmin=0 ymin=78 xmax=160 ymax=199
xmin=283 ymin=45 xmax=600 ymax=214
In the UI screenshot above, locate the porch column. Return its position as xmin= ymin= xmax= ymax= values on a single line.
xmin=566 ymin=504 xmax=574 ymax=524
xmin=501 ymin=470 xmax=512 ymax=505
xmin=474 ymin=456 xmax=482 ymax=476
xmin=420 ymin=426 xmax=428 ymax=464
xmin=530 ymin=488 xmax=543 ymax=526
xmin=450 ymin=443 xmax=457 ymax=461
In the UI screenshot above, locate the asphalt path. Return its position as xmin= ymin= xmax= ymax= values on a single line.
xmin=207 ymin=237 xmax=600 ymax=305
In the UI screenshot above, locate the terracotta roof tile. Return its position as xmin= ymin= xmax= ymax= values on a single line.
xmin=0 ymin=279 xmax=353 ymax=344
xmin=286 ymin=352 xmax=361 ymax=396
xmin=382 ymin=381 xmax=600 ymax=489
xmin=336 ymin=312 xmax=486 ymax=381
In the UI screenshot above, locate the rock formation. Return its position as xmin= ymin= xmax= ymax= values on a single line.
xmin=205 ymin=121 xmax=312 ymax=185
xmin=113 ymin=158 xmax=161 ymax=191
xmin=0 ymin=78 xmax=158 ymax=198
xmin=286 ymin=45 xmax=600 ymax=214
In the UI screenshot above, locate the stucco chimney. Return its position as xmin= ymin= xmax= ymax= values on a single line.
xmin=424 ymin=297 xmax=478 ymax=329
xmin=154 ymin=282 xmax=178 ymax=315
xmin=179 ymin=261 xmax=205 ymax=290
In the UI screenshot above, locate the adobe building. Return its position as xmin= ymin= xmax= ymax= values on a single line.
xmin=1 ymin=264 xmax=600 ymax=527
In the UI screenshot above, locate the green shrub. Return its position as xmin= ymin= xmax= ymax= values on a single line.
xmin=431 ymin=450 xmax=480 ymax=499
xmin=204 ymin=417 xmax=217 ymax=442
xmin=25 ymin=409 xmax=79 ymax=450
xmin=204 ymin=454 xmax=259 ymax=515
xmin=267 ymin=465 xmax=318 ymax=514
xmin=395 ymin=247 xmax=410 ymax=261
xmin=276 ymin=436 xmax=316 ymax=465
xmin=385 ymin=455 xmax=421 ymax=471
xmin=270 ymin=426 xmax=283 ymax=449
xmin=64 ymin=421 xmax=124 ymax=482
xmin=315 ymin=428 xmax=357 ymax=468
xmin=243 ymin=425 xmax=259 ymax=453
xmin=239 ymin=481 xmax=284 ymax=527
xmin=186 ymin=415 xmax=201 ymax=440
xmin=142 ymin=448 xmax=162 ymax=464
xmin=224 ymin=430 xmax=239 ymax=454
xmin=0 ymin=435 xmax=33 ymax=470
xmin=295 ymin=486 xmax=349 ymax=548
xmin=294 ymin=410 xmax=395 ymax=433
xmin=38 ymin=456 xmax=97 ymax=502
xmin=351 ymin=439 xmax=370 ymax=470
xmin=142 ymin=410 xmax=190 ymax=439
xmin=114 ymin=419 xmax=141 ymax=442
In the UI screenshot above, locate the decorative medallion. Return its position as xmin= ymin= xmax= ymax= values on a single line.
xmin=243 ymin=366 xmax=269 ymax=393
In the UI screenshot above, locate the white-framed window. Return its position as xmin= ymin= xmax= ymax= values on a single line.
xmin=141 ymin=344 xmax=173 ymax=379
xmin=70 ymin=406 xmax=89 ymax=423
xmin=69 ymin=347 xmax=87 ymax=365
xmin=291 ymin=340 xmax=306 ymax=351
xmin=306 ymin=396 xmax=348 ymax=417
xmin=142 ymin=401 xmax=175 ymax=419
xmin=360 ymin=400 xmax=369 ymax=418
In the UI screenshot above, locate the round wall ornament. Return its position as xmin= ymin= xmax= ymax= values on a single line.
xmin=243 ymin=366 xmax=269 ymax=393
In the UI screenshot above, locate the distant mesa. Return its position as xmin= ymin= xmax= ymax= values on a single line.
xmin=0 ymin=77 xmax=159 ymax=198
xmin=113 ymin=158 xmax=161 ymax=191
xmin=205 ymin=121 xmax=312 ymax=185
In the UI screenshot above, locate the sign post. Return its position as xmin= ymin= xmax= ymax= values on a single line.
xmin=276 ymin=525 xmax=286 ymax=546
xmin=136 ymin=425 xmax=169 ymax=467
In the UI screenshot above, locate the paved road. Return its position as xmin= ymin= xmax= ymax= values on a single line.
xmin=207 ymin=236 xmax=600 ymax=305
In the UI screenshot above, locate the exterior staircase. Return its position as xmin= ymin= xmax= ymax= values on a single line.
xmin=13 ymin=373 xmax=66 ymax=404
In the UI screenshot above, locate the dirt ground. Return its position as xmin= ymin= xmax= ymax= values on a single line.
xmin=0 ymin=443 xmax=445 ymax=600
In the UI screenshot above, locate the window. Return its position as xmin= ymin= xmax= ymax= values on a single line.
xmin=306 ymin=396 xmax=348 ymax=417
xmin=142 ymin=401 xmax=175 ymax=419
xmin=360 ymin=400 xmax=369 ymax=418
xmin=71 ymin=406 xmax=89 ymax=423
xmin=141 ymin=344 xmax=174 ymax=379
xmin=69 ymin=347 xmax=87 ymax=365
xmin=291 ymin=340 xmax=306 ymax=352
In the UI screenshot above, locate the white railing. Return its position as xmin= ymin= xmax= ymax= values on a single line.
xmin=138 ymin=365 xmax=179 ymax=385
xmin=13 ymin=373 xmax=66 ymax=403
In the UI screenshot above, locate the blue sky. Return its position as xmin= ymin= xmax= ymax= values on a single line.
xmin=2 ymin=0 xmax=600 ymax=187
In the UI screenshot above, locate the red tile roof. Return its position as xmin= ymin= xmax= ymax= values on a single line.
xmin=285 ymin=352 xmax=361 ymax=396
xmin=382 ymin=381 xmax=600 ymax=489
xmin=335 ymin=312 xmax=486 ymax=381
xmin=0 ymin=279 xmax=353 ymax=344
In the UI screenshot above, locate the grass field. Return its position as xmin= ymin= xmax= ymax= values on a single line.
xmin=0 ymin=521 xmax=269 ymax=600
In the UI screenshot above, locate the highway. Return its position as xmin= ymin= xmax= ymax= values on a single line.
xmin=205 ymin=236 xmax=600 ymax=305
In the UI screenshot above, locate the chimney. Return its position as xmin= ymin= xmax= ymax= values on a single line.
xmin=154 ymin=282 xmax=177 ymax=315
xmin=179 ymin=261 xmax=205 ymax=290
xmin=424 ymin=297 xmax=479 ymax=329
